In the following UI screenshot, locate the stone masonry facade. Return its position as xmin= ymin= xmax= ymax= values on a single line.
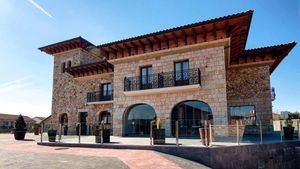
xmin=46 ymin=43 xmax=274 ymax=136
xmin=113 ymin=46 xmax=228 ymax=136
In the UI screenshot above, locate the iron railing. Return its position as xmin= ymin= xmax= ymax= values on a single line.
xmin=124 ymin=68 xmax=201 ymax=91
xmin=87 ymin=90 xmax=113 ymax=102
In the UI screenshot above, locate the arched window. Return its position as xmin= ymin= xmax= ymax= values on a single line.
xmin=124 ymin=104 xmax=156 ymax=137
xmin=171 ymin=100 xmax=212 ymax=137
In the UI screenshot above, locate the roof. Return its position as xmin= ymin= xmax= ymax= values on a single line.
xmin=98 ymin=10 xmax=253 ymax=61
xmin=233 ymin=42 xmax=297 ymax=73
xmin=98 ymin=10 xmax=253 ymax=48
xmin=39 ymin=36 xmax=95 ymax=55
xmin=0 ymin=113 xmax=32 ymax=123
xmin=65 ymin=60 xmax=114 ymax=78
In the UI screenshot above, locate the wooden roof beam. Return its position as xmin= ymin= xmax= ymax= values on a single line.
xmin=162 ymin=34 xmax=169 ymax=48
xmin=191 ymin=28 xmax=197 ymax=43
xmin=171 ymin=32 xmax=178 ymax=47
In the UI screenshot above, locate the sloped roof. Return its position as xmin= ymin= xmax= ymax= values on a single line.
xmin=0 ymin=113 xmax=32 ymax=123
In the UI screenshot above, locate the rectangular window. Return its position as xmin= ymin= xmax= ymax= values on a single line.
xmin=100 ymin=83 xmax=112 ymax=100
xmin=140 ymin=65 xmax=153 ymax=89
xmin=174 ymin=60 xmax=189 ymax=86
xmin=229 ymin=105 xmax=256 ymax=124
xmin=67 ymin=61 xmax=72 ymax=68
xmin=61 ymin=62 xmax=66 ymax=73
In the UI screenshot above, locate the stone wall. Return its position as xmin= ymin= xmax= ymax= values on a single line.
xmin=50 ymin=48 xmax=113 ymax=134
xmin=113 ymin=46 xmax=228 ymax=136
xmin=226 ymin=66 xmax=273 ymax=124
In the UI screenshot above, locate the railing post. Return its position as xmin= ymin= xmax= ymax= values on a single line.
xmin=204 ymin=120 xmax=208 ymax=147
xmin=58 ymin=124 xmax=62 ymax=143
xmin=78 ymin=123 xmax=81 ymax=144
xmin=209 ymin=121 xmax=212 ymax=147
xmin=150 ymin=120 xmax=153 ymax=145
xmin=40 ymin=123 xmax=43 ymax=143
xmin=280 ymin=120 xmax=283 ymax=142
xmin=176 ymin=120 xmax=179 ymax=146
xmin=260 ymin=120 xmax=263 ymax=144
xmin=236 ymin=120 xmax=240 ymax=145
xmin=298 ymin=120 xmax=300 ymax=141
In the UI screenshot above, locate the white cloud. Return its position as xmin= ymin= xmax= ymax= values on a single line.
xmin=27 ymin=0 xmax=53 ymax=18
xmin=0 ymin=77 xmax=32 ymax=94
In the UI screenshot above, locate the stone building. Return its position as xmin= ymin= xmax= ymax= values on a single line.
xmin=39 ymin=10 xmax=296 ymax=137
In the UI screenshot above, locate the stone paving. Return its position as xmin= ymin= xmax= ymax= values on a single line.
xmin=0 ymin=133 xmax=210 ymax=169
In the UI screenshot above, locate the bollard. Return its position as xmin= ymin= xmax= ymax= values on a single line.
xmin=40 ymin=123 xmax=43 ymax=143
xmin=100 ymin=128 xmax=103 ymax=144
xmin=260 ymin=120 xmax=263 ymax=144
xmin=78 ymin=123 xmax=81 ymax=144
xmin=204 ymin=120 xmax=208 ymax=147
xmin=209 ymin=121 xmax=212 ymax=147
xmin=236 ymin=120 xmax=240 ymax=145
xmin=176 ymin=120 xmax=179 ymax=146
xmin=150 ymin=121 xmax=153 ymax=145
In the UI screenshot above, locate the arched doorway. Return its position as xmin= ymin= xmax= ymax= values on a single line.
xmin=171 ymin=100 xmax=212 ymax=137
xmin=124 ymin=104 xmax=156 ymax=137
xmin=99 ymin=111 xmax=111 ymax=124
xmin=99 ymin=111 xmax=112 ymax=135
xmin=59 ymin=113 xmax=68 ymax=135
xmin=77 ymin=112 xmax=88 ymax=135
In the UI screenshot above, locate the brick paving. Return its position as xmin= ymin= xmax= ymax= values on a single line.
xmin=0 ymin=133 xmax=209 ymax=169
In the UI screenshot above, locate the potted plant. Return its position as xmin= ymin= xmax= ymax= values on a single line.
xmin=33 ymin=123 xmax=40 ymax=135
xmin=47 ymin=126 xmax=57 ymax=142
xmin=153 ymin=118 xmax=165 ymax=145
xmin=13 ymin=115 xmax=27 ymax=140
xmin=95 ymin=121 xmax=110 ymax=143
xmin=283 ymin=118 xmax=294 ymax=140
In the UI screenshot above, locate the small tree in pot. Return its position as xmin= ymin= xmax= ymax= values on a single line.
xmin=153 ymin=118 xmax=165 ymax=145
xmin=33 ymin=123 xmax=40 ymax=135
xmin=13 ymin=115 xmax=27 ymax=140
xmin=283 ymin=118 xmax=294 ymax=140
xmin=95 ymin=121 xmax=110 ymax=143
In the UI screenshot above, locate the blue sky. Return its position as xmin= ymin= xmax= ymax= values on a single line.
xmin=0 ymin=0 xmax=299 ymax=117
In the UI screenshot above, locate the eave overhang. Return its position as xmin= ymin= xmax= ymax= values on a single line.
xmin=65 ymin=61 xmax=114 ymax=78
xmin=97 ymin=10 xmax=253 ymax=62
xmin=230 ymin=42 xmax=297 ymax=73
xmin=39 ymin=36 xmax=95 ymax=55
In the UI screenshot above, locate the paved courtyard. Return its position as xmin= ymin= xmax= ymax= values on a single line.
xmin=0 ymin=133 xmax=209 ymax=169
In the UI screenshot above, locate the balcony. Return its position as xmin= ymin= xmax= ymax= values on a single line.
xmin=86 ymin=90 xmax=113 ymax=104
xmin=124 ymin=68 xmax=201 ymax=96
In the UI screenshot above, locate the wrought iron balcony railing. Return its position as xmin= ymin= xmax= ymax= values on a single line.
xmin=124 ymin=68 xmax=201 ymax=92
xmin=87 ymin=90 xmax=113 ymax=102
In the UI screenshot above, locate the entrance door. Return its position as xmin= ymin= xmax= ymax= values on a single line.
xmin=79 ymin=112 xmax=88 ymax=135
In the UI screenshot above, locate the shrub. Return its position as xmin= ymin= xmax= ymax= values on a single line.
xmin=284 ymin=118 xmax=293 ymax=127
xmin=15 ymin=115 xmax=27 ymax=130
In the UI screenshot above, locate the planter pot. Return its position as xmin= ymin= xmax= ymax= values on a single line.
xmin=153 ymin=129 xmax=165 ymax=145
xmin=13 ymin=129 xmax=27 ymax=140
xmin=283 ymin=126 xmax=294 ymax=140
xmin=95 ymin=129 xmax=110 ymax=143
xmin=48 ymin=130 xmax=57 ymax=142
xmin=34 ymin=127 xmax=40 ymax=135
xmin=199 ymin=128 xmax=210 ymax=146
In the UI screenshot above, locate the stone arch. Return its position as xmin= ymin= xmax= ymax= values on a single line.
xmin=123 ymin=103 xmax=156 ymax=137
xmin=170 ymin=100 xmax=213 ymax=137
